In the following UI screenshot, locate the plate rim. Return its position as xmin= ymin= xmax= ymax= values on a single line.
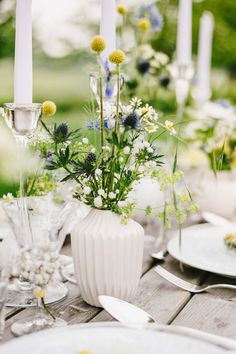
xmin=2 ymin=322 xmax=236 ymax=351
xmin=167 ymin=224 xmax=236 ymax=278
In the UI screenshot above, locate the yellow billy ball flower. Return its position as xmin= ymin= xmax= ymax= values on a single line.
xmin=109 ymin=49 xmax=126 ymax=65
xmin=34 ymin=289 xmax=46 ymax=299
xmin=138 ymin=18 xmax=151 ymax=31
xmin=42 ymin=101 xmax=57 ymax=117
xmin=90 ymin=35 xmax=106 ymax=54
xmin=117 ymin=5 xmax=127 ymax=15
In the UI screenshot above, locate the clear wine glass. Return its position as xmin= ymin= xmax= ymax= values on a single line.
xmin=11 ymin=298 xmax=66 ymax=336
xmin=0 ymin=266 xmax=9 ymax=340
xmin=2 ymin=196 xmax=69 ymax=308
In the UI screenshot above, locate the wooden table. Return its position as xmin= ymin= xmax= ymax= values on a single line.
xmin=2 ymin=234 xmax=236 ymax=343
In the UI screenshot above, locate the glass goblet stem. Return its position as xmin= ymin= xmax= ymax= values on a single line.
xmin=15 ymin=135 xmax=33 ymax=247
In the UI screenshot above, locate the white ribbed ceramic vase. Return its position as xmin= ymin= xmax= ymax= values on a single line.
xmin=71 ymin=209 xmax=144 ymax=307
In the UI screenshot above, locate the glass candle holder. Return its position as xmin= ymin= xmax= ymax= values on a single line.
xmin=3 ymin=103 xmax=42 ymax=137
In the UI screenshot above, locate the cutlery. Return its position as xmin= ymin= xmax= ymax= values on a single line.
xmin=98 ymin=295 xmax=156 ymax=324
xmin=202 ymin=212 xmax=236 ymax=229
xmin=151 ymin=248 xmax=168 ymax=261
xmin=98 ymin=295 xmax=236 ymax=351
xmin=155 ymin=266 xmax=236 ymax=293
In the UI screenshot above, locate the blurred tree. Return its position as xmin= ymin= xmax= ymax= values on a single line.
xmin=0 ymin=0 xmax=14 ymax=58
xmin=0 ymin=0 xmax=236 ymax=74
xmin=151 ymin=0 xmax=236 ymax=76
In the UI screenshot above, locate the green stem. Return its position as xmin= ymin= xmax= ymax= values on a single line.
xmin=41 ymin=297 xmax=56 ymax=320
xmin=109 ymin=64 xmax=121 ymax=191
xmin=98 ymin=57 xmax=104 ymax=149
xmin=115 ymin=64 xmax=121 ymax=134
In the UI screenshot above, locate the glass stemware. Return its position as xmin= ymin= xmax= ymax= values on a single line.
xmin=3 ymin=103 xmax=43 ymax=245
xmin=10 ymin=248 xmax=67 ymax=337
xmin=11 ymin=295 xmax=66 ymax=337
xmin=0 ymin=267 xmax=9 ymax=340
xmin=2 ymin=195 xmax=69 ymax=307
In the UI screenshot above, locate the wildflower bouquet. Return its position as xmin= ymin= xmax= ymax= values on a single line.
xmin=116 ymin=2 xmax=171 ymax=100
xmin=40 ymin=35 xmax=197 ymax=226
xmin=184 ymin=100 xmax=236 ymax=173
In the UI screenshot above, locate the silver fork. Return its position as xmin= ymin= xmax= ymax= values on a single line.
xmin=155 ymin=266 xmax=236 ymax=293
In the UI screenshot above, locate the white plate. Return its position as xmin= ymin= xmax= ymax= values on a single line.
xmin=2 ymin=322 xmax=236 ymax=354
xmin=168 ymin=224 xmax=236 ymax=278
xmin=62 ymin=263 xmax=77 ymax=284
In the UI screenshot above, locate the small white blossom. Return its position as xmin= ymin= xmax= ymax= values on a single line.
xmin=143 ymin=141 xmax=150 ymax=148
xmin=12 ymin=247 xmax=63 ymax=290
xmin=95 ymin=168 xmax=102 ymax=176
xmin=98 ymin=189 xmax=106 ymax=197
xmin=90 ymin=147 xmax=96 ymax=153
xmin=94 ymin=196 xmax=103 ymax=208
xmin=147 ymin=147 xmax=154 ymax=153
xmin=108 ymin=192 xmax=116 ymax=199
xmin=118 ymin=200 xmax=126 ymax=208
xmin=82 ymin=138 xmax=89 ymax=144
xmin=124 ymin=146 xmax=130 ymax=154
xmin=138 ymin=166 xmax=145 ymax=173
xmin=119 ymin=157 xmax=124 ymax=163
xmin=83 ymin=186 xmax=91 ymax=195
xmin=102 ymin=145 xmax=111 ymax=152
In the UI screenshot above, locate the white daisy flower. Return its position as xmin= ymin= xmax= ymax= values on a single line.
xmin=145 ymin=124 xmax=158 ymax=133
xmin=165 ymin=120 xmax=176 ymax=136
xmin=3 ymin=193 xmax=13 ymax=202
xmin=130 ymin=97 xmax=142 ymax=108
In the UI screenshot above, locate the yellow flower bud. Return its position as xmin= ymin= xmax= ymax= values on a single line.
xmin=42 ymin=101 xmax=57 ymax=117
xmin=90 ymin=35 xmax=106 ymax=54
xmin=138 ymin=18 xmax=151 ymax=32
xmin=109 ymin=49 xmax=126 ymax=65
xmin=34 ymin=289 xmax=46 ymax=299
xmin=117 ymin=5 xmax=127 ymax=15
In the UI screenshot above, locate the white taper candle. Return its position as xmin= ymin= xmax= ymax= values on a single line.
xmin=195 ymin=12 xmax=214 ymax=104
xmin=176 ymin=0 xmax=192 ymax=66
xmin=100 ymin=0 xmax=116 ymax=63
xmin=14 ymin=0 xmax=32 ymax=104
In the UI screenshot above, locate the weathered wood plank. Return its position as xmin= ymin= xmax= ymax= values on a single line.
xmin=90 ymin=256 xmax=206 ymax=324
xmin=171 ymin=273 xmax=236 ymax=340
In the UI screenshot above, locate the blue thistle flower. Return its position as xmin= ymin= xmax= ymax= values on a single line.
xmin=123 ymin=111 xmax=140 ymax=130
xmin=86 ymin=119 xmax=109 ymax=131
xmin=216 ymin=99 xmax=230 ymax=108
xmin=103 ymin=59 xmax=115 ymax=99
xmin=148 ymin=4 xmax=163 ymax=31
xmin=137 ymin=58 xmax=151 ymax=74
xmin=85 ymin=152 xmax=96 ymax=166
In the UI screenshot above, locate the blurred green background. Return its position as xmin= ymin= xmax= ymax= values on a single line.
xmin=0 ymin=0 xmax=236 ymax=194
xmin=1 ymin=0 xmax=236 ymax=123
